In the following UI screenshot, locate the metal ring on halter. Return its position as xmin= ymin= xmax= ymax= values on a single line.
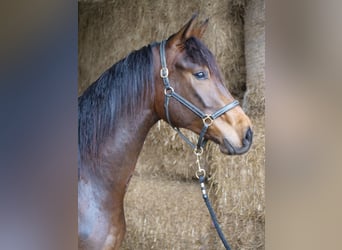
xmin=164 ymin=86 xmax=174 ymax=97
xmin=196 ymin=168 xmax=206 ymax=179
xmin=160 ymin=67 xmax=169 ymax=78
xmin=202 ymin=114 xmax=214 ymax=127
xmin=193 ymin=147 xmax=203 ymax=156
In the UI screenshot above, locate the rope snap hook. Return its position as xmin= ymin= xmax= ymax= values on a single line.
xmin=194 ymin=147 xmax=206 ymax=179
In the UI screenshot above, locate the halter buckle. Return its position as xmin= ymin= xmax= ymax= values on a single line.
xmin=202 ymin=115 xmax=214 ymax=127
xmin=160 ymin=67 xmax=169 ymax=78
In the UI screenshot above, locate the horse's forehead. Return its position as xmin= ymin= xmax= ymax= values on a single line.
xmin=176 ymin=56 xmax=208 ymax=71
xmin=170 ymin=48 xmax=206 ymax=68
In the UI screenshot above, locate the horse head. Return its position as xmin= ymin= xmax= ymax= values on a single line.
xmin=154 ymin=14 xmax=253 ymax=155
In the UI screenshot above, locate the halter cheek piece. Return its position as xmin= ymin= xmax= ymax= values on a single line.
xmin=159 ymin=40 xmax=239 ymax=153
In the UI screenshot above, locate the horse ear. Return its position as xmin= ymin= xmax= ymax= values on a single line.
xmin=168 ymin=13 xmax=198 ymax=47
xmin=193 ymin=18 xmax=209 ymax=39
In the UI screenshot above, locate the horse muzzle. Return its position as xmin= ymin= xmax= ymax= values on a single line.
xmin=220 ymin=127 xmax=253 ymax=155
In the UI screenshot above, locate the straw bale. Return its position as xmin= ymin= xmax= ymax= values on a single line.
xmin=78 ymin=0 xmax=246 ymax=98
xmin=243 ymin=0 xmax=265 ymax=117
xmin=121 ymin=175 xmax=212 ymax=249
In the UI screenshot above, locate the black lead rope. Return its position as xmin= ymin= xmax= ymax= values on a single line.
xmin=199 ymin=175 xmax=231 ymax=250
xmin=159 ymin=39 xmax=237 ymax=250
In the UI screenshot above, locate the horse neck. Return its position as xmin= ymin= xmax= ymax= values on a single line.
xmin=83 ymin=108 xmax=158 ymax=190
xmin=111 ymin=109 xmax=158 ymax=165
xmin=80 ymin=45 xmax=162 ymax=190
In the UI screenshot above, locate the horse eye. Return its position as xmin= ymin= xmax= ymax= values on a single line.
xmin=193 ymin=71 xmax=207 ymax=80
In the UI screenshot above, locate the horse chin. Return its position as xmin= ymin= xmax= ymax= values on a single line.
xmin=219 ymin=139 xmax=236 ymax=155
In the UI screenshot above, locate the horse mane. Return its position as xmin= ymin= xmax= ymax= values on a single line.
xmin=78 ymin=44 xmax=155 ymax=162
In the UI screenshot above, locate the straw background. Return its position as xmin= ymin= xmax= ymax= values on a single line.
xmin=78 ymin=0 xmax=265 ymax=249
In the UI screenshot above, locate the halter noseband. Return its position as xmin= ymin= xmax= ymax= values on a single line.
xmin=159 ymin=39 xmax=239 ymax=153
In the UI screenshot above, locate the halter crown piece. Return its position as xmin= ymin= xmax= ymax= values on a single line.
xmin=159 ymin=39 xmax=240 ymax=154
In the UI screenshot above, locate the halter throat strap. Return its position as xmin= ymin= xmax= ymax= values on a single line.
xmin=159 ymin=40 xmax=239 ymax=151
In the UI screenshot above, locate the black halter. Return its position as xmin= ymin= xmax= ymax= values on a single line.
xmin=159 ymin=40 xmax=240 ymax=153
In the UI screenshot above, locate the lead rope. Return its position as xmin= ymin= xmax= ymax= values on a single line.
xmin=195 ymin=151 xmax=231 ymax=250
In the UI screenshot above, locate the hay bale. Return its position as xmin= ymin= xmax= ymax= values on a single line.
xmin=78 ymin=0 xmax=246 ymax=99
xmin=243 ymin=0 xmax=265 ymax=117
xmin=121 ymin=175 xmax=212 ymax=249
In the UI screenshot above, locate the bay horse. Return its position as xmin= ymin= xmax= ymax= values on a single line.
xmin=78 ymin=14 xmax=253 ymax=250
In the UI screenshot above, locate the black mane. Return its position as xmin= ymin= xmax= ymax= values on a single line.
xmin=78 ymin=44 xmax=155 ymax=162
